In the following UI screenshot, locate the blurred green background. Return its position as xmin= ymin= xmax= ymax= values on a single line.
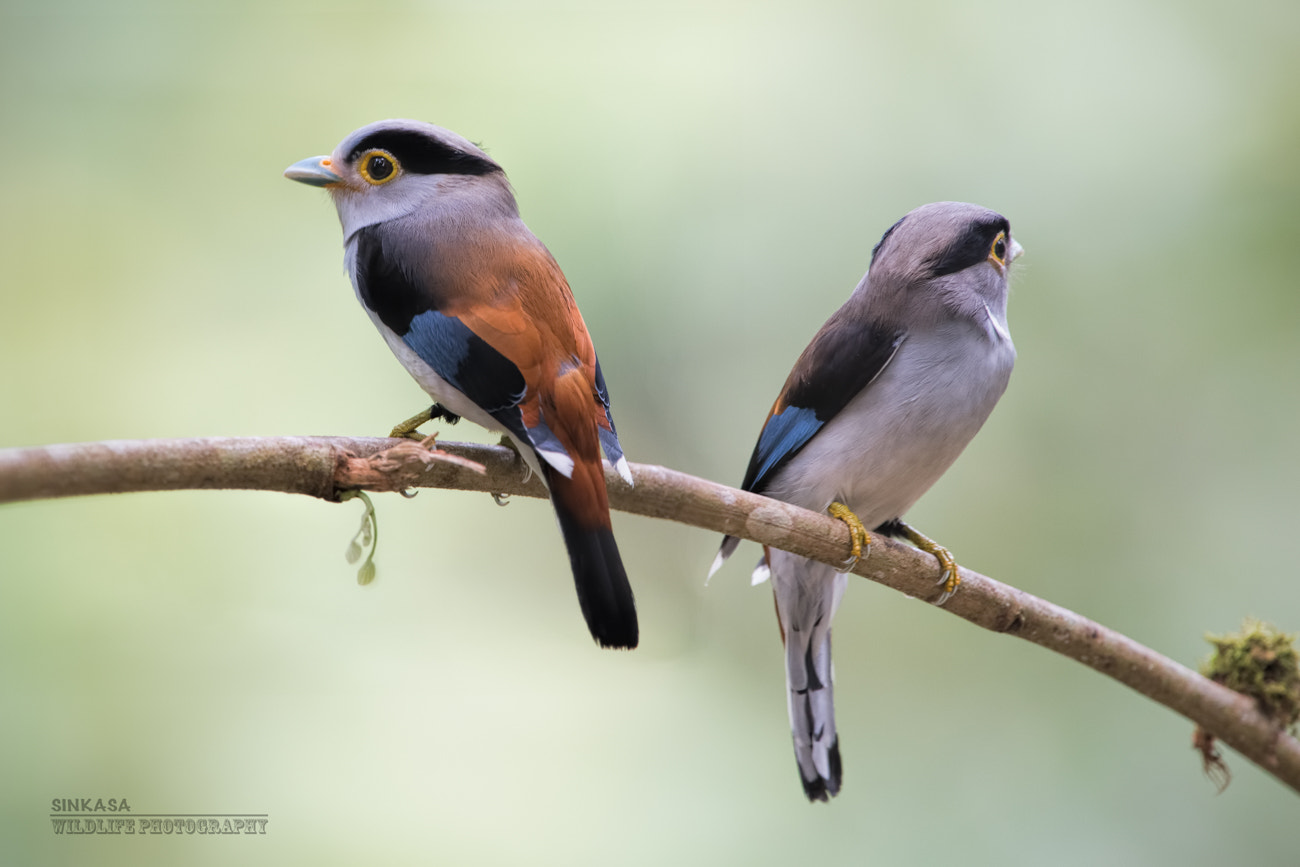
xmin=2 ymin=0 xmax=1298 ymax=863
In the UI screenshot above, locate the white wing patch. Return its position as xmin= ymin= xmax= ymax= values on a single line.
xmin=538 ymin=449 xmax=575 ymax=478
xmin=705 ymin=549 xmax=727 ymax=584
xmin=613 ymin=456 xmax=633 ymax=485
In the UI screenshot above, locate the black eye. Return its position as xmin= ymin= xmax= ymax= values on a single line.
xmin=987 ymin=232 xmax=1008 ymax=262
xmin=367 ymin=155 xmax=392 ymax=180
xmin=359 ymin=150 xmax=399 ymax=185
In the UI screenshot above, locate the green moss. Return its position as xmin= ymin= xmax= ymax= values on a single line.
xmin=1201 ymin=619 xmax=1300 ymax=732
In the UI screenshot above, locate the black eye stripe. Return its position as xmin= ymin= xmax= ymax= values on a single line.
xmin=926 ymin=217 xmax=1011 ymax=277
xmin=346 ymin=130 xmax=499 ymax=177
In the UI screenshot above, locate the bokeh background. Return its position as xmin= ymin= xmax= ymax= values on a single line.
xmin=2 ymin=0 xmax=1297 ymax=863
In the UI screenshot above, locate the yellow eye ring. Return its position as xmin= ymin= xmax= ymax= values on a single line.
xmin=358 ymin=149 xmax=400 ymax=185
xmin=989 ymin=230 xmax=1009 ymax=266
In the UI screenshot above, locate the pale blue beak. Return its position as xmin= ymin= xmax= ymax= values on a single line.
xmin=284 ymin=155 xmax=342 ymax=187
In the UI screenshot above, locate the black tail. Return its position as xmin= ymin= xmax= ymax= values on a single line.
xmin=799 ymin=737 xmax=843 ymax=802
xmin=545 ymin=467 xmax=638 ymax=649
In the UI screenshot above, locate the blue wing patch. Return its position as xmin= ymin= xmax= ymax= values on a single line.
xmin=402 ymin=310 xmax=531 ymax=443
xmin=354 ymin=228 xmax=571 ymax=468
xmin=736 ymin=322 xmax=905 ymax=495
xmin=741 ymin=405 xmax=823 ymax=493
xmin=592 ymin=355 xmax=626 ymax=467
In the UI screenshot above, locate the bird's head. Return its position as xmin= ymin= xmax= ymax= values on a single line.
xmin=285 ymin=119 xmax=514 ymax=239
xmin=865 ymin=201 xmax=1023 ymax=329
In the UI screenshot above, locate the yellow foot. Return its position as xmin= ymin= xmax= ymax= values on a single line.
xmin=389 ymin=407 xmax=434 ymax=440
xmin=896 ymin=521 xmax=960 ymax=604
xmin=827 ymin=502 xmax=872 ymax=573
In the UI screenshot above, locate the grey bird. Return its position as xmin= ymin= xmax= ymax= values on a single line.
xmin=284 ymin=120 xmax=638 ymax=649
xmin=708 ymin=202 xmax=1022 ymax=800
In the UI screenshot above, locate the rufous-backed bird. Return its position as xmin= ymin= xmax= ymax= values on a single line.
xmin=286 ymin=120 xmax=637 ymax=649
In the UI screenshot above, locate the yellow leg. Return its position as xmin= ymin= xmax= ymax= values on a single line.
xmin=827 ymin=502 xmax=872 ymax=573
xmin=895 ymin=521 xmax=961 ymax=604
xmin=389 ymin=407 xmax=434 ymax=440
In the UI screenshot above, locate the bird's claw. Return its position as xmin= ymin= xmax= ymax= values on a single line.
xmin=390 ymin=404 xmax=461 ymax=439
xmin=896 ymin=521 xmax=961 ymax=605
xmin=827 ymin=502 xmax=872 ymax=573
xmin=932 ymin=549 xmax=960 ymax=605
xmin=389 ymin=407 xmax=434 ymax=440
xmin=491 ymin=492 xmax=510 ymax=507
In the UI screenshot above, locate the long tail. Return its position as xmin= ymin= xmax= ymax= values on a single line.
xmin=538 ymin=368 xmax=637 ymax=649
xmin=771 ymin=552 xmax=846 ymax=801
xmin=784 ymin=619 xmax=841 ymax=800
xmin=545 ymin=464 xmax=638 ymax=649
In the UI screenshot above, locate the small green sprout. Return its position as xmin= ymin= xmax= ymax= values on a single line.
xmin=340 ymin=490 xmax=378 ymax=586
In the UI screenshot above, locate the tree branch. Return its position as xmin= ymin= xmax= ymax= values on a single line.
xmin=1 ymin=435 xmax=1296 ymax=793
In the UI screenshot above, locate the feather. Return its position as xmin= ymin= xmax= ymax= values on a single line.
xmin=541 ymin=367 xmax=637 ymax=648
xmin=739 ymin=321 xmax=905 ymax=496
xmin=771 ymin=551 xmax=846 ymax=801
